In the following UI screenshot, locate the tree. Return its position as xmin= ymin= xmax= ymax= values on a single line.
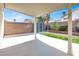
xmin=51 ymin=21 xmax=60 ymax=31
xmin=36 ymin=14 xmax=50 ymax=31
xmin=62 ymin=11 xmax=67 ymax=20
xmin=37 ymin=16 xmax=45 ymax=22
xmin=13 ymin=19 xmax=16 ymax=22
xmin=46 ymin=14 xmax=50 ymax=31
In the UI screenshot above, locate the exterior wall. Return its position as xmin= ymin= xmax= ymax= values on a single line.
xmin=4 ymin=21 xmax=34 ymax=35
xmin=49 ymin=20 xmax=79 ymax=32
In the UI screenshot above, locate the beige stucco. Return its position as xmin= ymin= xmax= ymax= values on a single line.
xmin=0 ymin=4 xmax=4 ymax=39
xmin=5 ymin=3 xmax=69 ymax=16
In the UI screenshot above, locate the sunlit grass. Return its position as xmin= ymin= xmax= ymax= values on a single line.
xmin=41 ymin=32 xmax=79 ymax=44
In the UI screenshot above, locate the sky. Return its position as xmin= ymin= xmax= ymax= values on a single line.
xmin=4 ymin=8 xmax=33 ymax=22
xmin=4 ymin=4 xmax=79 ymax=22
xmin=50 ymin=4 xmax=79 ymax=21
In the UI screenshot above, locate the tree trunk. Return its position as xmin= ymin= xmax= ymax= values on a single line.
xmin=46 ymin=14 xmax=49 ymax=31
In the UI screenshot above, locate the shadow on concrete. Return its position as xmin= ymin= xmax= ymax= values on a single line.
xmin=0 ymin=40 xmax=67 ymax=56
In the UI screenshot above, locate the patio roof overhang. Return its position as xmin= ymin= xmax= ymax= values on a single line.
xmin=5 ymin=3 xmax=69 ymax=17
xmin=0 ymin=3 xmax=79 ymax=56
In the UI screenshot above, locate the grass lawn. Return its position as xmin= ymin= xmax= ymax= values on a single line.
xmin=41 ymin=32 xmax=79 ymax=44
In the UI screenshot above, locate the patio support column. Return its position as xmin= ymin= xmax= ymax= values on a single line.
xmin=67 ymin=4 xmax=73 ymax=56
xmin=0 ymin=4 xmax=4 ymax=43
xmin=34 ymin=17 xmax=37 ymax=39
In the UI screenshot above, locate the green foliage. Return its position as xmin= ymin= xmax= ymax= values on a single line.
xmin=51 ymin=21 xmax=60 ymax=31
xmin=59 ymin=26 xmax=68 ymax=31
xmin=62 ymin=11 xmax=66 ymax=17
xmin=72 ymin=36 xmax=79 ymax=44
xmin=47 ymin=14 xmax=50 ymax=20
xmin=42 ymin=32 xmax=79 ymax=44
xmin=42 ymin=32 xmax=68 ymax=40
xmin=37 ymin=16 xmax=45 ymax=22
xmin=51 ymin=21 xmax=68 ymax=31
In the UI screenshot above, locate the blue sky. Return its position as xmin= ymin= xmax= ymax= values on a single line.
xmin=4 ymin=8 xmax=33 ymax=22
xmin=4 ymin=4 xmax=79 ymax=22
xmin=50 ymin=4 xmax=79 ymax=21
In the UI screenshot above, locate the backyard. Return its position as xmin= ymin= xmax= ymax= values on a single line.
xmin=41 ymin=32 xmax=79 ymax=44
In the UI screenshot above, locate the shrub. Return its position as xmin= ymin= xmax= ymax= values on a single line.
xmin=51 ymin=22 xmax=60 ymax=31
xmin=59 ymin=26 xmax=68 ymax=31
xmin=76 ymin=27 xmax=79 ymax=32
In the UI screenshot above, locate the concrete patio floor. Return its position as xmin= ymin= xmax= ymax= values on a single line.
xmin=0 ymin=39 xmax=67 ymax=56
xmin=37 ymin=34 xmax=79 ymax=56
xmin=0 ymin=34 xmax=79 ymax=56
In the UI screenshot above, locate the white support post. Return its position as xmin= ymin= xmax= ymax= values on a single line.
xmin=34 ymin=17 xmax=37 ymax=40
xmin=67 ymin=4 xmax=73 ymax=56
xmin=0 ymin=4 xmax=4 ymax=44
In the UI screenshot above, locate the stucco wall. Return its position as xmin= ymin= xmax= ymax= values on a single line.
xmin=4 ymin=21 xmax=34 ymax=35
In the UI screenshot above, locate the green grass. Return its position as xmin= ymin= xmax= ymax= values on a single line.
xmin=41 ymin=32 xmax=79 ymax=44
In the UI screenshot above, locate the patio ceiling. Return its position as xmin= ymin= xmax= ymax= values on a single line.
xmin=5 ymin=3 xmax=69 ymax=17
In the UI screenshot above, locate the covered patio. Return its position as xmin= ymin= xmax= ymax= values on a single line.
xmin=0 ymin=3 xmax=78 ymax=56
xmin=0 ymin=34 xmax=67 ymax=56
